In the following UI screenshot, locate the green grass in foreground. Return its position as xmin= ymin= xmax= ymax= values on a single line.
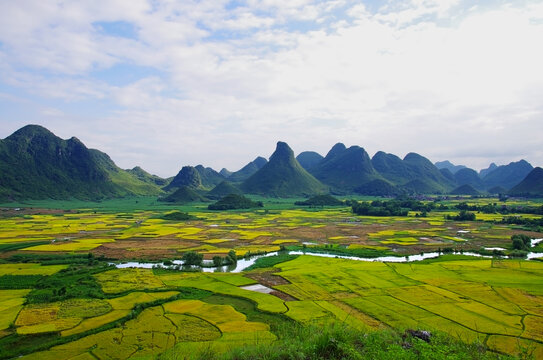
xmin=159 ymin=321 xmax=509 ymax=360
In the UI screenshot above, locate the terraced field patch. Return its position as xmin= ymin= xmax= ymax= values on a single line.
xmin=0 ymin=290 xmax=30 ymax=331
xmin=94 ymin=268 xmax=165 ymax=293
xmin=158 ymin=272 xmax=287 ymax=313
xmin=22 ymin=239 xmax=115 ymax=252
xmin=15 ymin=298 xmax=111 ymax=335
xmin=21 ymin=299 xmax=275 ymax=360
xmin=274 ymin=255 xmax=543 ymax=356
xmin=0 ymin=264 xmax=67 ymax=276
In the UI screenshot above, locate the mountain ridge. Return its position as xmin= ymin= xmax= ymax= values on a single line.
xmin=241 ymin=142 xmax=327 ymax=197
xmin=0 ymin=125 xmax=162 ymax=200
xmin=1 ymin=125 xmax=541 ymax=200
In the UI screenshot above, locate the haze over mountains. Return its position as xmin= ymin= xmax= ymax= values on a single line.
xmin=1 ymin=125 xmax=542 ymax=201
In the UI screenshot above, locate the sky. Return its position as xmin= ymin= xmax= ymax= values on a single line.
xmin=1 ymin=0 xmax=542 ymax=177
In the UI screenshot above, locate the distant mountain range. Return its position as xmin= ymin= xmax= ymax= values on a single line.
xmin=1 ymin=125 xmax=542 ymax=201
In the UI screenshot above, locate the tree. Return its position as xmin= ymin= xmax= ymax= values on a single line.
xmin=182 ymin=251 xmax=203 ymax=266
xmin=446 ymin=210 xmax=476 ymax=221
xmin=227 ymin=250 xmax=237 ymax=264
xmin=511 ymin=234 xmax=531 ymax=251
xmin=212 ymin=256 xmax=223 ymax=267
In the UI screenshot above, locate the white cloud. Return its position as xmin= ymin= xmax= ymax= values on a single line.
xmin=1 ymin=0 xmax=542 ymax=175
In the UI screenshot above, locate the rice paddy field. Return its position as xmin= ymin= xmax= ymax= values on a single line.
xmin=1 ymin=196 xmax=541 ymax=260
xmin=0 ymin=196 xmax=542 ymax=359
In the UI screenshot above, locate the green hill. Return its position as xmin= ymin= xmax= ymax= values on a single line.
xmin=241 ymin=142 xmax=327 ymax=197
xmin=479 ymin=163 xmax=497 ymax=178
xmin=402 ymin=153 xmax=455 ymax=193
xmin=309 ymin=143 xmax=381 ymax=193
xmin=207 ymin=181 xmax=243 ymax=199
xmin=159 ymin=185 xmax=207 ymax=203
xmin=482 ymin=160 xmax=533 ymax=190
xmin=355 ymin=179 xmax=402 ymax=196
xmin=227 ymin=156 xmax=268 ymax=183
xmin=0 ymin=125 xmax=161 ymax=200
xmin=296 ymin=151 xmax=323 ymax=170
xmin=488 ymin=185 xmax=507 ymax=194
xmin=439 ymin=168 xmax=456 ymax=184
xmin=127 ymin=166 xmax=168 ymax=186
xmin=89 ymin=150 xmax=163 ymax=196
xmin=508 ymin=167 xmax=543 ymax=197
xmin=454 ymin=168 xmax=484 ymax=190
xmin=402 ymin=179 xmax=442 ymax=194
xmin=372 ymin=151 xmax=455 ymax=194
xmin=435 ymin=160 xmax=466 ymax=174
xmin=372 ymin=151 xmax=416 ymax=185
xmin=195 ymin=165 xmax=225 ymax=188
xmin=219 ymin=168 xmax=232 ymax=177
xmin=450 ymin=184 xmax=481 ymax=196
xmin=164 ymin=166 xmax=202 ymax=191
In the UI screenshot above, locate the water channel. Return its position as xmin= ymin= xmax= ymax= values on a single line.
xmin=113 ymin=239 xmax=543 ymax=273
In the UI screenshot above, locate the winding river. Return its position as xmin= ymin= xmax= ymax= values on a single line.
xmin=113 ymin=239 xmax=543 ymax=273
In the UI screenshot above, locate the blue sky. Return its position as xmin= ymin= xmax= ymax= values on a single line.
xmin=1 ymin=0 xmax=542 ymax=177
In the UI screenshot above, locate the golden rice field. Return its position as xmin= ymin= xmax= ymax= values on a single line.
xmin=0 ymin=202 xmax=540 ymax=259
xmin=20 ymin=299 xmax=275 ymax=360
xmin=0 ymin=198 xmax=542 ymax=359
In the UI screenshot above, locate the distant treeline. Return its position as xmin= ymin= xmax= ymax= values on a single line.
xmin=497 ymin=216 xmax=543 ymax=228
xmin=350 ymin=198 xmax=435 ymax=217
xmin=455 ymin=202 xmax=543 ymax=215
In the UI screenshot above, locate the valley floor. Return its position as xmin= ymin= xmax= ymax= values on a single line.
xmin=0 ymin=196 xmax=542 ymax=359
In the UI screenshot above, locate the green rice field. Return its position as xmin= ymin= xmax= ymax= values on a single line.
xmin=0 ymin=196 xmax=541 ymax=359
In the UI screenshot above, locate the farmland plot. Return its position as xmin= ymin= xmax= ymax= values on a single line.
xmin=274 ymin=256 xmax=543 ymax=356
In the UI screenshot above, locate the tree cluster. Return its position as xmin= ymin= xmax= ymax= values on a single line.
xmin=455 ymin=202 xmax=543 ymax=215
xmin=351 ymin=197 xmax=437 ymax=217
xmin=352 ymin=201 xmax=408 ymax=217
xmin=295 ymin=194 xmax=343 ymax=207
xmin=181 ymin=251 xmax=203 ymax=266
xmin=511 ymin=234 xmax=532 ymax=251
xmin=445 ymin=210 xmax=476 ymax=221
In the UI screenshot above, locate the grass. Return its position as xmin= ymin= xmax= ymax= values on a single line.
xmin=0 ymin=263 xmax=68 ymax=276
xmin=0 ymin=241 xmax=50 ymax=252
xmin=159 ymin=321 xmax=509 ymax=360
xmin=0 ymin=275 xmax=43 ymax=289
xmin=244 ymin=253 xmax=299 ymax=271
xmin=287 ymin=244 xmax=392 ymax=258
xmin=26 ymin=263 xmax=112 ymax=304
